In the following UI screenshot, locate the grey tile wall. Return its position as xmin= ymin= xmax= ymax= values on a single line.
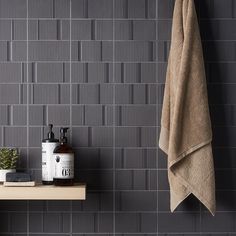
xmin=0 ymin=0 xmax=233 ymax=235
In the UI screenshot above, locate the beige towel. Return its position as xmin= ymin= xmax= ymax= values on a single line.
xmin=159 ymin=0 xmax=216 ymax=215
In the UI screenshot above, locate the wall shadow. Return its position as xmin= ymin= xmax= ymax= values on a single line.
xmin=196 ymin=0 xmax=235 ymax=212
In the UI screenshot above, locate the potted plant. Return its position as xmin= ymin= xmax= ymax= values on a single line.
xmin=0 ymin=148 xmax=18 ymax=182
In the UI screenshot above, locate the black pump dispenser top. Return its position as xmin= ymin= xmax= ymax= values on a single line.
xmin=42 ymin=124 xmax=59 ymax=142
xmin=60 ymin=127 xmax=69 ymax=144
xmin=47 ymin=124 xmax=55 ymax=139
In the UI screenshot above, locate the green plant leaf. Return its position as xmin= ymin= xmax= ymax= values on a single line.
xmin=0 ymin=148 xmax=19 ymax=169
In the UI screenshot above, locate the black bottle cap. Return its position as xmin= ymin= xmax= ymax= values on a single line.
xmin=60 ymin=127 xmax=69 ymax=143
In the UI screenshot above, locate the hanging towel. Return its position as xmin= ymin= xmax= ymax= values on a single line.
xmin=159 ymin=0 xmax=216 ymax=215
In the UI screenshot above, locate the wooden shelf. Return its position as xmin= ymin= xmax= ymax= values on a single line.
xmin=0 ymin=183 xmax=86 ymax=200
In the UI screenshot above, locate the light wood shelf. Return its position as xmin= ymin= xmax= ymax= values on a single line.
xmin=0 ymin=183 xmax=86 ymax=200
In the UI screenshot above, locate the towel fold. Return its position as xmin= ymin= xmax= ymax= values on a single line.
xmin=159 ymin=0 xmax=216 ymax=215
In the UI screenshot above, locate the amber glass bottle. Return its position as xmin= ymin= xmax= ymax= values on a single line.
xmin=53 ymin=128 xmax=74 ymax=186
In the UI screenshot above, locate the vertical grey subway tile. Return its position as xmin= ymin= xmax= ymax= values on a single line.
xmin=12 ymin=105 xmax=27 ymax=125
xmin=115 ymin=0 xmax=128 ymax=18
xmin=87 ymin=0 xmax=113 ymax=18
xmin=102 ymin=41 xmax=113 ymax=61
xmin=0 ymin=105 xmax=9 ymax=125
xmin=29 ymin=212 xmax=43 ymax=233
xmin=127 ymin=0 xmax=146 ymax=18
xmin=0 ymin=84 xmax=19 ymax=104
xmin=87 ymin=63 xmax=107 ymax=83
xmin=72 ymin=105 xmax=84 ymax=125
xmin=72 ymin=127 xmax=89 ymax=147
xmin=12 ymin=41 xmax=27 ymax=61
xmin=0 ymin=63 xmax=22 ymax=83
xmin=33 ymin=84 xmax=59 ymax=104
xmin=140 ymin=213 xmax=157 ymax=233
xmin=29 ymin=105 xmax=45 ymax=125
xmin=59 ymin=84 xmax=70 ymax=104
xmin=158 ymin=213 xmax=200 ymax=233
xmin=0 ymin=20 xmax=11 ymax=40
xmin=115 ymin=213 xmax=139 ymax=233
xmin=28 ymin=20 xmax=38 ymax=40
xmin=124 ymin=63 xmax=140 ymax=83
xmin=80 ymin=84 xmax=100 ymax=104
xmin=0 ymin=212 xmax=9 ymax=232
xmin=133 ymin=170 xmax=147 ymax=190
xmin=38 ymin=20 xmax=58 ymax=40
xmin=158 ymin=0 xmax=175 ymax=19
xmin=29 ymin=127 xmax=42 ymax=147
xmin=141 ymin=63 xmax=156 ymax=83
xmin=81 ymin=41 xmax=102 ymax=61
xmin=0 ymin=0 xmax=27 ymax=18
xmin=72 ymin=213 xmax=95 ymax=233
xmin=71 ymin=20 xmax=92 ymax=40
xmin=28 ymin=148 xmax=41 ymax=169
xmin=13 ymin=20 xmax=27 ymax=40
xmin=28 ymin=0 xmax=53 ymax=18
xmin=71 ymin=62 xmax=86 ymax=83
xmin=37 ymin=62 xmax=64 ymax=83
xmin=43 ymin=213 xmax=70 ymax=233
xmin=95 ymin=20 xmax=113 ymax=40
xmin=115 ymin=41 xmax=154 ymax=62
xmin=29 ymin=41 xmax=70 ymax=61
xmin=100 ymin=84 xmax=113 ymax=104
xmin=61 ymin=20 xmax=70 ymax=40
xmin=115 ymin=20 xmax=132 ymax=40
xmin=133 ymin=20 xmax=156 ymax=40
xmin=91 ymin=127 xmax=113 ymax=147
xmin=9 ymin=212 xmax=27 ymax=233
xmin=115 ymin=170 xmax=133 ymax=190
xmin=47 ymin=105 xmax=70 ymax=125
xmin=4 ymin=127 xmax=27 ymax=147
xmin=98 ymin=213 xmax=114 ymax=232
xmin=54 ymin=0 xmax=70 ymax=18
xmin=84 ymin=105 xmax=103 ymax=126
xmin=71 ymin=0 xmax=88 ymax=18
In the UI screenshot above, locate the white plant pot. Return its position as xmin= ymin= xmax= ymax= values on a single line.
xmin=0 ymin=169 xmax=16 ymax=182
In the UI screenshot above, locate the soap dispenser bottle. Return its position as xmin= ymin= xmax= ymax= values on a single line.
xmin=42 ymin=124 xmax=59 ymax=185
xmin=53 ymin=127 xmax=74 ymax=186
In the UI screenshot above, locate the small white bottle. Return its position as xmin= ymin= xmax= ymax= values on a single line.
xmin=42 ymin=124 xmax=59 ymax=185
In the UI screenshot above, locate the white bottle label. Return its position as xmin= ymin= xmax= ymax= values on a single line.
xmin=42 ymin=142 xmax=59 ymax=182
xmin=53 ymin=153 xmax=74 ymax=179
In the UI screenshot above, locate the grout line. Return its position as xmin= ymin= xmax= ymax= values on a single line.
xmin=9 ymin=166 xmax=236 ymax=171
xmin=156 ymin=0 xmax=159 ymax=235
xmin=0 ymin=17 xmax=226 ymax=19
xmin=69 ymin=0 xmax=73 ymax=235
xmin=2 ymin=124 xmax=236 ymax=129
xmin=1 ymin=232 xmax=236 ymax=235
xmin=1 ymin=81 xmax=236 ymax=85
xmin=6 ymin=38 xmax=236 ymax=42
xmin=26 ymin=0 xmax=30 ymax=235
xmin=112 ymin=0 xmax=116 ymax=234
